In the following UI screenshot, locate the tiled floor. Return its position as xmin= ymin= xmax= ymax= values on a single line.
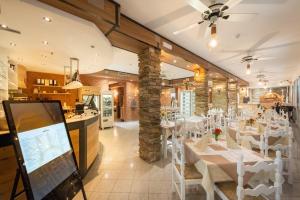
xmin=74 ymin=121 xmax=300 ymax=200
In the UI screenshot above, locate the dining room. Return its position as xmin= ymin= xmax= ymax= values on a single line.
xmin=0 ymin=0 xmax=300 ymax=200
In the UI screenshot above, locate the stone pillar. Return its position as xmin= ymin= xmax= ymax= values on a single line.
xmin=212 ymin=78 xmax=228 ymax=112
xmin=138 ymin=47 xmax=162 ymax=162
xmin=228 ymin=81 xmax=238 ymax=114
xmin=195 ymin=67 xmax=208 ymax=115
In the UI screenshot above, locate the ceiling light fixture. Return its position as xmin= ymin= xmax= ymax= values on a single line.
xmin=9 ymin=42 xmax=16 ymax=47
xmin=63 ymin=58 xmax=83 ymax=89
xmin=43 ymin=41 xmax=48 ymax=45
xmin=173 ymin=59 xmax=177 ymax=63
xmin=209 ymin=24 xmax=218 ymax=48
xmin=43 ymin=16 xmax=52 ymax=22
xmin=1 ymin=24 xmax=8 ymax=28
xmin=246 ymin=63 xmax=251 ymax=75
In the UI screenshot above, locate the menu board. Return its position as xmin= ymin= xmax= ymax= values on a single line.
xmin=4 ymin=101 xmax=77 ymax=200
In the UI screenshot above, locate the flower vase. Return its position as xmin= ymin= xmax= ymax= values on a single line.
xmin=214 ymin=134 xmax=219 ymax=141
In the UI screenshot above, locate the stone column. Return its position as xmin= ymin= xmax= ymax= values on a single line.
xmin=228 ymin=81 xmax=238 ymax=114
xmin=195 ymin=67 xmax=208 ymax=115
xmin=138 ymin=47 xmax=162 ymax=162
xmin=212 ymin=78 xmax=228 ymax=112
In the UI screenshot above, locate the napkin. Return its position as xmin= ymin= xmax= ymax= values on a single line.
xmin=194 ymin=134 xmax=210 ymax=151
xmin=226 ymin=133 xmax=241 ymax=149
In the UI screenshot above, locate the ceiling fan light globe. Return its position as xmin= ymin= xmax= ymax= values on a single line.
xmin=209 ymin=37 xmax=218 ymax=48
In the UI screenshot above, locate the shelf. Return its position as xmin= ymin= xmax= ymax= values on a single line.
xmin=33 ymin=84 xmax=62 ymax=88
xmin=34 ymin=93 xmax=71 ymax=95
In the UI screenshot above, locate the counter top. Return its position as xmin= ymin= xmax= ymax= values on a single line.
xmin=66 ymin=113 xmax=100 ymax=123
xmin=0 ymin=130 xmax=9 ymax=135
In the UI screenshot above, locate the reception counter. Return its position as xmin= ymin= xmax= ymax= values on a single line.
xmin=0 ymin=113 xmax=100 ymax=200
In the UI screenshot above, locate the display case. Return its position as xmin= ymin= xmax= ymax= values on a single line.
xmin=180 ymin=90 xmax=195 ymax=117
xmin=100 ymin=91 xmax=114 ymax=129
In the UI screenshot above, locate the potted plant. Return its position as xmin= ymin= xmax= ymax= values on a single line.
xmin=213 ymin=128 xmax=222 ymax=141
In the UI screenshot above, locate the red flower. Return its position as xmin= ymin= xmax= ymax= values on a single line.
xmin=214 ymin=128 xmax=222 ymax=135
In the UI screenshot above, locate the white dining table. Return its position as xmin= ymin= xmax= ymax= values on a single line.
xmin=184 ymin=138 xmax=271 ymax=200
xmin=185 ymin=115 xmax=206 ymax=132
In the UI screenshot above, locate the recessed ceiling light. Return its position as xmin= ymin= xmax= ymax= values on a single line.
xmin=43 ymin=17 xmax=52 ymax=22
xmin=1 ymin=24 xmax=8 ymax=28
xmin=9 ymin=42 xmax=16 ymax=47
xmin=173 ymin=59 xmax=177 ymax=63
xmin=43 ymin=41 xmax=48 ymax=45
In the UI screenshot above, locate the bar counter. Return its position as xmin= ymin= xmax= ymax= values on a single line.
xmin=0 ymin=113 xmax=101 ymax=199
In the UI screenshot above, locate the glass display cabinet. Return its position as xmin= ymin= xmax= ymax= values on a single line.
xmin=180 ymin=90 xmax=195 ymax=117
xmin=100 ymin=91 xmax=114 ymax=129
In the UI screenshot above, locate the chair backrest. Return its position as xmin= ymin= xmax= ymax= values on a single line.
xmin=264 ymin=125 xmax=290 ymax=157
xmin=172 ymin=133 xmax=185 ymax=178
xmin=237 ymin=151 xmax=282 ymax=200
xmin=239 ymin=135 xmax=265 ymax=156
xmin=175 ymin=117 xmax=186 ymax=138
xmin=192 ymin=118 xmax=209 ymax=139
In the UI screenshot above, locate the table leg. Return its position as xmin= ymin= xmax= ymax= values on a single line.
xmin=163 ymin=129 xmax=168 ymax=159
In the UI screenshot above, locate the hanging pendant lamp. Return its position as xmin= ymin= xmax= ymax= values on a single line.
xmin=62 ymin=57 xmax=83 ymax=89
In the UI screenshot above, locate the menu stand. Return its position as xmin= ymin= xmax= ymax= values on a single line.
xmin=10 ymin=168 xmax=25 ymax=200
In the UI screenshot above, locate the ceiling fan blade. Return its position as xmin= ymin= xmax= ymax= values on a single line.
xmin=221 ymin=5 xmax=229 ymax=12
xmin=222 ymin=0 xmax=243 ymax=11
xmin=145 ymin=5 xmax=195 ymax=29
xmin=256 ymin=41 xmax=300 ymax=52
xmin=186 ymin=0 xmax=211 ymax=13
xmin=0 ymin=27 xmax=21 ymax=34
xmin=173 ymin=22 xmax=200 ymax=35
xmin=257 ymin=56 xmax=275 ymax=61
xmin=222 ymin=15 xmax=230 ymax=20
xmin=241 ymin=0 xmax=287 ymax=4
xmin=226 ymin=13 xmax=257 ymax=22
xmin=219 ymin=49 xmax=246 ymax=54
xmin=248 ymin=32 xmax=278 ymax=52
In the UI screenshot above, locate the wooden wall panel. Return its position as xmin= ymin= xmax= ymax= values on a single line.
xmin=26 ymin=71 xmax=78 ymax=107
xmin=69 ymin=129 xmax=80 ymax=166
xmin=86 ymin=120 xmax=99 ymax=169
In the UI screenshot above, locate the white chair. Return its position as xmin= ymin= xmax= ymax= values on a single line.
xmin=264 ymin=125 xmax=293 ymax=184
xmin=171 ymin=134 xmax=203 ymax=200
xmin=214 ymin=151 xmax=283 ymax=200
xmin=239 ymin=134 xmax=265 ymax=156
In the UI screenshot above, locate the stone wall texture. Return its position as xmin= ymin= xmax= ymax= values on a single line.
xmin=228 ymin=82 xmax=238 ymax=114
xmin=212 ymin=79 xmax=228 ymax=112
xmin=194 ymin=67 xmax=208 ymax=115
xmin=138 ymin=48 xmax=162 ymax=162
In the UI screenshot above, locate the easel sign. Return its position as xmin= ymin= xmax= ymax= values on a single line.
xmin=3 ymin=100 xmax=87 ymax=200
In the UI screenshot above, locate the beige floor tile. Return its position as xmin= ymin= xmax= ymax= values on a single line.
xmin=93 ymin=179 xmax=117 ymax=193
xmin=89 ymin=192 xmax=109 ymax=200
xmin=100 ymin=170 xmax=121 ymax=180
xmin=128 ymin=193 xmax=149 ymax=200
xmin=149 ymin=193 xmax=169 ymax=200
xmin=131 ymin=180 xmax=149 ymax=193
xmin=107 ymin=193 xmax=129 ymax=200
xmin=112 ymin=180 xmax=133 ymax=193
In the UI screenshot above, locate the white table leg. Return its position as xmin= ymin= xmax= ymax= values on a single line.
xmin=163 ymin=129 xmax=168 ymax=159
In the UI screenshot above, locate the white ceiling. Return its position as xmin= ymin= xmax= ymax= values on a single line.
xmin=109 ymin=47 xmax=194 ymax=80
xmin=115 ymin=0 xmax=300 ymax=87
xmin=0 ymin=0 xmax=113 ymax=74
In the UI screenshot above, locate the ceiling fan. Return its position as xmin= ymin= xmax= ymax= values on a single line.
xmin=241 ymin=55 xmax=274 ymax=75
xmin=173 ymin=0 xmax=255 ymax=48
xmin=0 ymin=24 xmax=21 ymax=34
